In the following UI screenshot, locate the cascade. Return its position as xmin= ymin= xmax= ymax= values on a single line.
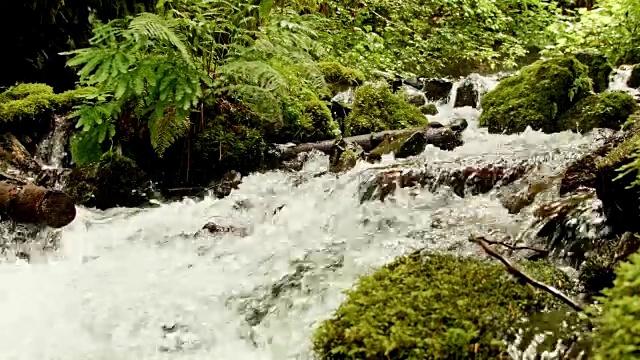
xmin=0 ymin=70 xmax=635 ymax=359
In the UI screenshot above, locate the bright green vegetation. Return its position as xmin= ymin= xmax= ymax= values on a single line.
xmin=572 ymin=50 xmax=613 ymax=93
xmin=558 ymin=91 xmax=638 ymax=133
xmin=479 ymin=56 xmax=592 ymax=134
xmin=319 ymin=62 xmax=366 ymax=86
xmin=0 ymin=83 xmax=91 ymax=125
xmin=313 ymin=252 xmax=574 ymax=359
xmin=344 ymin=83 xmax=427 ymax=136
xmin=592 ymin=251 xmax=640 ymax=359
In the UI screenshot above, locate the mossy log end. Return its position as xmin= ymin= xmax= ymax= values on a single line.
xmin=0 ymin=183 xmax=76 ymax=228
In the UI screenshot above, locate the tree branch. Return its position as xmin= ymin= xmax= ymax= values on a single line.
xmin=469 ymin=234 xmax=583 ymax=312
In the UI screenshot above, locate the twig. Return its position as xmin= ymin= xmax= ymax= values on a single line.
xmin=482 ymin=238 xmax=549 ymax=255
xmin=469 ymin=235 xmax=583 ymax=312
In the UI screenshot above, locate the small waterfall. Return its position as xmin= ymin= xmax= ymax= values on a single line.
xmin=608 ymin=65 xmax=639 ymax=98
xmin=36 ymin=114 xmax=70 ymax=170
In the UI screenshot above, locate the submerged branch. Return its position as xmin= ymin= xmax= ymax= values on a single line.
xmin=469 ymin=234 xmax=583 ymax=312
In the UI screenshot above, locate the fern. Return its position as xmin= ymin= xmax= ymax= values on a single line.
xmin=63 ymin=0 xmax=326 ymax=164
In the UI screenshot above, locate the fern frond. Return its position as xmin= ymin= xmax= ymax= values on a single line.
xmin=129 ymin=13 xmax=193 ymax=65
xmin=148 ymin=106 xmax=190 ymax=156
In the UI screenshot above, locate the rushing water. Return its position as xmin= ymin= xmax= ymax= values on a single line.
xmin=0 ymin=70 xmax=634 ymax=359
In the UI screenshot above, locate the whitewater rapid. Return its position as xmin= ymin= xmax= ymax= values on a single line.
xmin=0 ymin=70 xmax=633 ymax=359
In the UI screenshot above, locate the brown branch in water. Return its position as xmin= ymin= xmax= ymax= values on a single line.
xmin=481 ymin=237 xmax=549 ymax=255
xmin=469 ymin=235 xmax=583 ymax=312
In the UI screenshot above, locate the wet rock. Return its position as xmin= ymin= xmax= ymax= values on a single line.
xmin=501 ymin=175 xmax=561 ymax=214
xmin=423 ymin=78 xmax=453 ymax=102
xmin=402 ymin=78 xmax=423 ymax=90
xmin=400 ymin=85 xmax=426 ymax=107
xmin=560 ymin=132 xmax=628 ymax=195
xmin=367 ymin=131 xmax=428 ymax=162
xmin=66 ymin=152 xmax=150 ymax=209
xmin=330 ymin=88 xmax=355 ymax=126
xmin=448 ymin=118 xmax=468 ymax=132
xmin=0 ymin=133 xmax=41 ymax=176
xmin=628 ymin=64 xmax=640 ymax=88
xmin=360 ymin=163 xmax=531 ymax=202
xmin=329 ymin=139 xmax=364 ymax=173
xmin=201 ymin=222 xmax=248 ymax=237
xmin=454 ymin=75 xmax=481 ymax=108
xmin=209 ymin=170 xmax=242 ymax=198
xmin=427 ymin=121 xmax=444 ymax=128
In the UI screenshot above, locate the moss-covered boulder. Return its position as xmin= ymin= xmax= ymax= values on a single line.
xmin=479 ymin=56 xmax=592 ymax=134
xmin=329 ymin=139 xmax=363 ymax=173
xmin=594 ymin=122 xmax=640 ymax=235
xmin=592 ymin=251 xmax=640 ymax=359
xmin=280 ymin=97 xmax=340 ymax=143
xmin=344 ymin=83 xmax=428 ymax=136
xmin=573 ymin=50 xmax=613 ymax=93
xmin=420 ymin=103 xmax=438 ymax=115
xmin=319 ymin=62 xmax=366 ymax=87
xmin=313 ymin=252 xmax=574 ymax=359
xmin=558 ymin=91 xmax=638 ymax=133
xmin=628 ymin=64 xmax=640 ymax=88
xmin=67 ymin=152 xmax=149 ymax=209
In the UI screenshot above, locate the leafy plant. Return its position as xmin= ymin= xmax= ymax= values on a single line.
xmin=64 ymin=0 xmax=327 ymax=164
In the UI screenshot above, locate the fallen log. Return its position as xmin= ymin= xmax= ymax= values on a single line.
xmin=0 ymin=183 xmax=76 ymax=228
xmin=277 ymin=125 xmax=463 ymax=161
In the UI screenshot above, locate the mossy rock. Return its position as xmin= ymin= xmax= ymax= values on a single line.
xmin=558 ymin=91 xmax=638 ymax=133
xmin=344 ymin=83 xmax=428 ymax=136
xmin=573 ymin=50 xmax=613 ymax=93
xmin=594 ymin=124 xmax=640 ymax=234
xmin=479 ymin=56 xmax=592 ymax=134
xmin=313 ymin=252 xmax=574 ymax=359
xmin=319 ymin=62 xmax=366 ymax=86
xmin=592 ymin=250 xmax=640 ymax=359
xmin=367 ymin=131 xmax=428 ymax=162
xmin=329 ymin=140 xmax=363 ymax=173
xmin=420 ymin=103 xmax=438 ymax=115
xmin=628 ymin=64 xmax=640 ymax=88
xmin=280 ymin=97 xmax=340 ymax=142
xmin=67 ymin=152 xmax=149 ymax=209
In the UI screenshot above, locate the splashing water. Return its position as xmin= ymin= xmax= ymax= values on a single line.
xmin=36 ymin=114 xmax=70 ymax=170
xmin=0 ymin=72 xmax=635 ymax=359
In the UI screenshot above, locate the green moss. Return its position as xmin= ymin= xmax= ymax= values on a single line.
xmin=0 ymin=83 xmax=54 ymax=103
xmin=596 ymin=130 xmax=640 ymax=172
xmin=628 ymin=64 xmax=640 ymax=88
xmin=319 ymin=62 xmax=366 ymax=86
xmin=67 ymin=152 xmax=149 ymax=209
xmin=302 ymin=98 xmax=340 ymax=139
xmin=0 ymin=83 xmax=93 ymax=124
xmin=558 ymin=91 xmax=638 ymax=133
xmin=592 ymin=251 xmax=640 ymax=359
xmin=344 ymin=83 xmax=428 ymax=136
xmin=420 ymin=104 xmax=438 ymax=115
xmin=313 ymin=253 xmax=574 ymax=360
xmin=479 ymin=56 xmax=592 ymax=134
xmin=280 ymin=97 xmax=339 ymax=142
xmin=573 ymin=50 xmax=613 ymax=93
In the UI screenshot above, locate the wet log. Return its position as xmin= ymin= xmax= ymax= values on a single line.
xmin=277 ymin=125 xmax=463 ymax=161
xmin=0 ymin=183 xmax=76 ymax=228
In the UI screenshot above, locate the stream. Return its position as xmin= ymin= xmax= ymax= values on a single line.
xmin=0 ymin=71 xmax=635 ymax=359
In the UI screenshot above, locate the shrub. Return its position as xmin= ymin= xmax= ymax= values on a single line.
xmin=313 ymin=253 xmax=574 ymax=359
xmin=479 ymin=56 xmax=592 ymax=134
xmin=558 ymin=91 xmax=638 ymax=133
xmin=592 ymin=251 xmax=640 ymax=359
xmin=344 ymin=83 xmax=427 ymax=136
